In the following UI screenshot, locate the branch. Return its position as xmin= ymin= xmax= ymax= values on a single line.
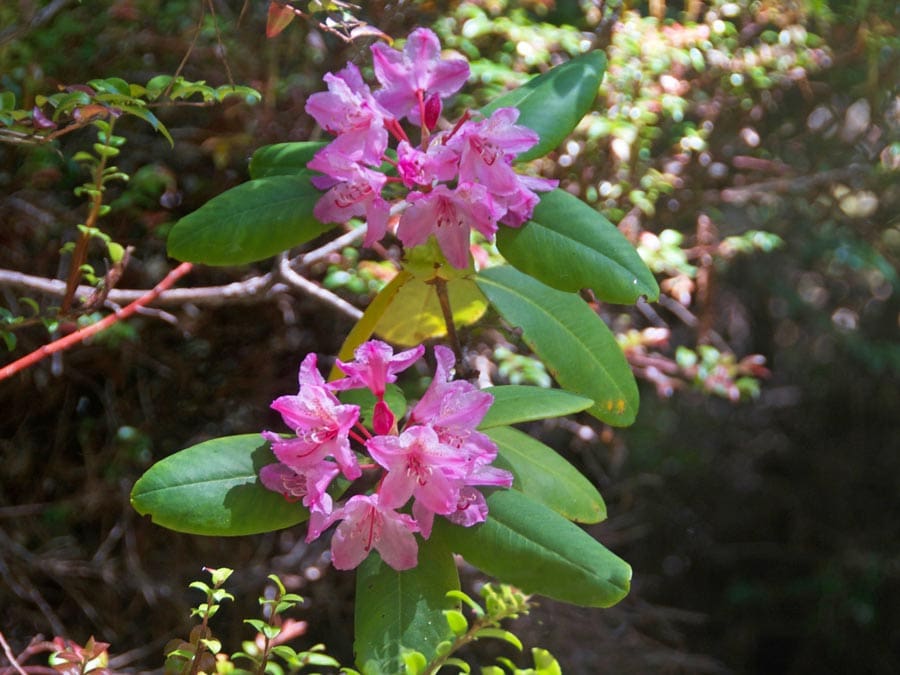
xmin=0 ymin=263 xmax=193 ymax=382
xmin=717 ymin=164 xmax=869 ymax=204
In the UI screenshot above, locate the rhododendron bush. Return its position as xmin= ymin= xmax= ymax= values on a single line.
xmin=131 ymin=27 xmax=658 ymax=674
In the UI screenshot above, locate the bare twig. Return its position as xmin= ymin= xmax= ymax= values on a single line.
xmin=277 ymin=256 xmax=362 ymax=321
xmin=0 ymin=630 xmax=28 ymax=675
xmin=0 ymin=263 xmax=193 ymax=382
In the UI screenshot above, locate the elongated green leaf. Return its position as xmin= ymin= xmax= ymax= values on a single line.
xmin=434 ymin=490 xmax=630 ymax=607
xmin=482 ymin=51 xmax=606 ymax=162
xmin=479 ymin=385 xmax=593 ymax=429
xmin=130 ymin=434 xmax=307 ymax=536
xmin=355 ymin=536 xmax=459 ymax=675
xmin=248 ymin=141 xmax=328 ymax=179
xmin=476 ymin=266 xmax=639 ymax=426
xmin=488 ymin=426 xmax=605 ymax=523
xmin=167 ymin=175 xmax=331 ymax=265
xmin=497 ymin=190 xmax=659 ymax=303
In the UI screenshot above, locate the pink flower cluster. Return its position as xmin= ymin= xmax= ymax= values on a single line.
xmin=260 ymin=340 xmax=513 ymax=571
xmin=305 ymin=28 xmax=557 ymax=269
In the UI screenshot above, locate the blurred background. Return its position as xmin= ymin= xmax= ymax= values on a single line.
xmin=1 ymin=1 xmax=898 ymax=673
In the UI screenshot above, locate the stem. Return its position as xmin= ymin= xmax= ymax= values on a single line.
xmin=60 ymin=122 xmax=116 ymax=315
xmin=430 ymin=276 xmax=469 ymax=376
xmin=0 ymin=263 xmax=193 ymax=382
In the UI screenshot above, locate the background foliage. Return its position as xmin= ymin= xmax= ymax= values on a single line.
xmin=1 ymin=0 xmax=898 ymax=673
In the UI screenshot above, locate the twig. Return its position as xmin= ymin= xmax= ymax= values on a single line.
xmin=0 ymin=263 xmax=193 ymax=382
xmin=0 ymin=631 xmax=28 ymax=675
xmin=276 ymin=256 xmax=362 ymax=320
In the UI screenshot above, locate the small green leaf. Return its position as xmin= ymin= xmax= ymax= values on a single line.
xmin=433 ymin=490 xmax=631 ymax=608
xmin=473 ymin=628 xmax=522 ymax=650
xmin=482 ymin=51 xmax=606 ymax=161
xmin=488 ymin=426 xmax=606 ymax=524
xmin=476 ymin=266 xmax=639 ymax=426
xmin=167 ymin=175 xmax=332 ymax=265
xmin=478 ymin=385 xmax=593 ymax=429
xmin=355 ymin=536 xmax=459 ymax=675
xmin=248 ymin=142 xmax=328 ymax=179
xmin=0 ymin=91 xmax=15 ymax=110
xmin=443 ymin=609 xmax=468 ymax=637
xmin=497 ymin=189 xmax=659 ymax=303
xmin=130 ymin=434 xmax=308 ymax=535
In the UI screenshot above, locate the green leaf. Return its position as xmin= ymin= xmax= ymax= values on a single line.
xmin=476 ymin=266 xmax=639 ymax=426
xmin=248 ymin=142 xmax=328 ymax=179
xmin=481 ymin=51 xmax=606 ymax=162
xmin=167 ymin=175 xmax=332 ymax=265
xmin=478 ymin=385 xmax=593 ymax=429
xmin=497 ymin=190 xmax=659 ymax=303
xmin=130 ymin=434 xmax=307 ymax=536
xmin=487 ymin=426 xmax=605 ymax=524
xmin=355 ymin=536 xmax=459 ymax=675
xmin=120 ymin=104 xmax=174 ymax=146
xmin=473 ymin=628 xmax=522 ymax=650
xmin=433 ymin=490 xmax=631 ymax=608
xmin=0 ymin=91 xmax=15 ymax=111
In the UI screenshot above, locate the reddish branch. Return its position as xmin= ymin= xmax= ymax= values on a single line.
xmin=0 ymin=263 xmax=193 ymax=382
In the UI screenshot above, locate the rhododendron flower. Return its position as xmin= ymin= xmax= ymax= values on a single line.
xmin=397 ymin=183 xmax=503 ymax=268
xmin=305 ymin=63 xmax=389 ymax=164
xmin=367 ymin=424 xmax=469 ymax=516
xmin=371 ymin=27 xmax=470 ymax=126
xmin=262 ymin=354 xmax=362 ymax=480
xmin=331 ymin=340 xmax=424 ymax=398
xmin=451 ymin=107 xmax=542 ymax=196
xmin=259 ymin=461 xmax=339 ymax=539
xmin=396 ymin=140 xmax=458 ymax=188
xmin=325 ymin=493 xmax=419 ymax=570
xmin=409 ymin=346 xmax=502 ymax=467
xmin=260 ymin=341 xmax=512 ymax=571
xmin=307 ymin=152 xmax=391 ymax=246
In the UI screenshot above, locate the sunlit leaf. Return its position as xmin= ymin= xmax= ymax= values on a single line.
xmin=488 ymin=425 xmax=606 ymax=523
xmin=477 ymin=266 xmax=639 ymax=426
xmin=482 ymin=51 xmax=606 ymax=161
xmin=433 ymin=490 xmax=630 ymax=607
xmin=130 ymin=434 xmax=307 ymax=536
xmin=167 ymin=174 xmax=331 ymax=265
xmin=497 ymin=189 xmax=659 ymax=303
xmin=355 ymin=537 xmax=459 ymax=675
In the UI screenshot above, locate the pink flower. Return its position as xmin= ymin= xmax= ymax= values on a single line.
xmin=325 ymin=493 xmax=419 ymax=570
xmin=499 ymin=174 xmax=558 ymax=226
xmin=450 ymin=107 xmax=541 ymax=196
xmin=397 ymin=183 xmax=503 ymax=268
xmin=331 ymin=340 xmax=425 ymax=398
xmin=367 ymin=425 xmax=469 ymax=517
xmin=396 ymin=140 xmax=458 ymax=189
xmin=259 ymin=461 xmax=339 ymax=514
xmin=305 ymin=63 xmax=390 ymax=165
xmin=371 ymin=27 xmax=470 ymax=127
xmin=408 ymin=346 xmax=500 ymax=467
xmin=262 ymin=354 xmax=362 ymax=480
xmin=307 ymin=151 xmax=391 ymax=246
xmin=331 ymin=339 xmax=425 ymax=434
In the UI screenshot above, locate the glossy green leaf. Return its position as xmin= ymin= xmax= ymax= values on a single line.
xmin=355 ymin=536 xmax=459 ymax=675
xmin=481 ymin=51 xmax=606 ymax=162
xmin=167 ymin=174 xmax=331 ymax=265
xmin=497 ymin=190 xmax=659 ymax=303
xmin=478 ymin=385 xmax=593 ymax=429
xmin=120 ymin=104 xmax=173 ymax=146
xmin=433 ymin=490 xmax=630 ymax=607
xmin=488 ymin=426 xmax=605 ymax=523
xmin=248 ymin=141 xmax=328 ymax=179
xmin=476 ymin=266 xmax=639 ymax=426
xmin=130 ymin=434 xmax=307 ymax=536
